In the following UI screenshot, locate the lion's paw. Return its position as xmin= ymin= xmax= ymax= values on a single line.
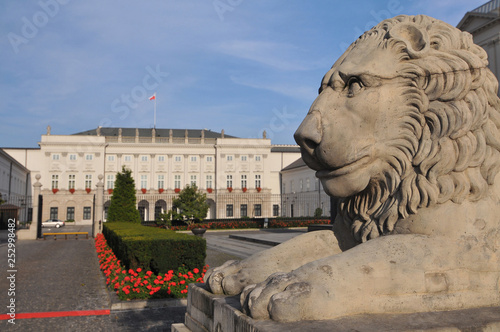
xmin=240 ymin=272 xmax=313 ymax=322
xmin=204 ymin=260 xmax=256 ymax=295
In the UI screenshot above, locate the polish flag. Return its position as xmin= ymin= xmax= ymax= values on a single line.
xmin=149 ymin=93 xmax=156 ymax=100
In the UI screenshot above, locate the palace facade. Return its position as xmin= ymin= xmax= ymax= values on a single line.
xmin=5 ymin=126 xmax=300 ymax=223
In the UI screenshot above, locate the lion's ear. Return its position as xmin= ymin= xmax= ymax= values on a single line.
xmin=388 ymin=22 xmax=429 ymax=58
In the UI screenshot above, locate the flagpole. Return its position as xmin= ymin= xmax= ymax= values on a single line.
xmin=149 ymin=92 xmax=157 ymax=128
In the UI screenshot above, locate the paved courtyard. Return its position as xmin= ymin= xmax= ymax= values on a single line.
xmin=0 ymin=225 xmax=304 ymax=331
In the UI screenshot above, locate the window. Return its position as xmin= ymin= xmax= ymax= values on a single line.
xmin=300 ymin=179 xmax=303 ymax=191
xmin=140 ymin=175 xmax=148 ymax=189
xmin=226 ymin=175 xmax=233 ymax=188
xmin=141 ymin=155 xmax=148 ymax=162
xmin=85 ymin=174 xmax=92 ymax=189
xmin=240 ymin=204 xmax=247 ymax=217
xmin=255 ymin=155 xmax=261 ymax=161
xmin=190 ymin=156 xmax=197 ymax=162
xmin=273 ymin=204 xmax=279 ymax=216
xmin=255 ymin=174 xmax=261 ymax=188
xmin=50 ymin=207 xmax=58 ymax=219
xmin=158 ymin=175 xmax=164 ymax=189
xmin=174 ymin=175 xmax=181 ymax=189
xmin=85 ymin=154 xmax=93 ymax=161
xmin=241 ymin=155 xmax=247 ymax=161
xmin=306 ymin=178 xmax=310 ymax=190
xmin=190 ymin=175 xmax=197 ymax=187
xmin=52 ymin=154 xmax=60 ymax=160
xmin=67 ymin=207 xmax=75 ymax=221
xmin=69 ymin=154 xmax=77 ymax=161
xmin=227 ymin=155 xmax=233 ymax=161
xmin=107 ymin=175 xmax=115 ymax=190
xmin=158 ymin=155 xmax=165 ymax=162
xmin=206 ymin=156 xmax=213 ymax=162
xmin=83 ymin=207 xmax=91 ymax=220
xmin=68 ymin=174 xmax=75 ymax=189
xmin=226 ymin=204 xmax=233 ymax=217
xmin=175 ymin=156 xmax=182 ymax=162
xmin=124 ymin=155 xmax=132 ymax=162
xmin=206 ymin=175 xmax=213 ymax=189
xmin=51 ymin=174 xmax=59 ymax=189
xmin=108 ymin=155 xmax=115 ymax=162
xmin=104 ymin=206 xmax=109 ymax=220
xmin=254 ymin=204 xmax=262 ymax=217
xmin=241 ymin=174 xmax=247 ymax=188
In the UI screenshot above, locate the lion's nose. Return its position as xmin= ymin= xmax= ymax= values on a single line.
xmin=294 ymin=111 xmax=322 ymax=154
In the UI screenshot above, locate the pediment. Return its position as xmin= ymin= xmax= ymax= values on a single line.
xmin=458 ymin=12 xmax=498 ymax=33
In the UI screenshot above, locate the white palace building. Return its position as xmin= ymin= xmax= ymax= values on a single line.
xmin=4 ymin=126 xmax=304 ymax=225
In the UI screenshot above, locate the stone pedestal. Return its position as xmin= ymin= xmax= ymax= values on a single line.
xmin=17 ymin=175 xmax=41 ymax=240
xmin=172 ymin=283 xmax=500 ymax=332
xmin=94 ymin=174 xmax=104 ymax=236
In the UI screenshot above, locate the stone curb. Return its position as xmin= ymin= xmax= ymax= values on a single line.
xmin=228 ymin=234 xmax=281 ymax=246
xmin=111 ymin=298 xmax=187 ymax=311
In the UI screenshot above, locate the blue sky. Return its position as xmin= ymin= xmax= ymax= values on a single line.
xmin=0 ymin=0 xmax=487 ymax=148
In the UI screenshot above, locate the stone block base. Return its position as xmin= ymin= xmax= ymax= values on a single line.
xmin=172 ymin=283 xmax=500 ymax=332
xmin=17 ymin=228 xmax=37 ymax=240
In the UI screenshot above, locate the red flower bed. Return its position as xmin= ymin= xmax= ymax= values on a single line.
xmin=170 ymin=221 xmax=260 ymax=231
xmin=168 ymin=219 xmax=330 ymax=231
xmin=95 ymin=233 xmax=208 ymax=300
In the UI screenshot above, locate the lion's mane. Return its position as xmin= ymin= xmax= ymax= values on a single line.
xmin=338 ymin=15 xmax=500 ymax=243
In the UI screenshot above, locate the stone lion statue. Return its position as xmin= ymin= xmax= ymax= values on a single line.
xmin=204 ymin=15 xmax=500 ymax=322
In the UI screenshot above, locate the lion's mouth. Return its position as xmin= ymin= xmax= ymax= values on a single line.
xmin=316 ymin=156 xmax=372 ymax=179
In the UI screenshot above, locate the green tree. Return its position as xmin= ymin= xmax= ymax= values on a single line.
xmin=164 ymin=185 xmax=209 ymax=226
xmin=314 ymin=207 xmax=323 ymax=218
xmin=107 ymin=167 xmax=141 ymax=223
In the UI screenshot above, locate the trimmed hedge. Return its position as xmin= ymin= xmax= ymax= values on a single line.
xmin=103 ymin=223 xmax=206 ymax=275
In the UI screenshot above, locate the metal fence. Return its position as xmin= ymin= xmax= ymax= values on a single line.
xmin=108 ymin=191 xmax=333 ymax=221
xmin=2 ymin=194 xmax=32 ymax=222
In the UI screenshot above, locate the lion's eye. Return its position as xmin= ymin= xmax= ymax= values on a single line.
xmin=347 ymin=77 xmax=363 ymax=97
